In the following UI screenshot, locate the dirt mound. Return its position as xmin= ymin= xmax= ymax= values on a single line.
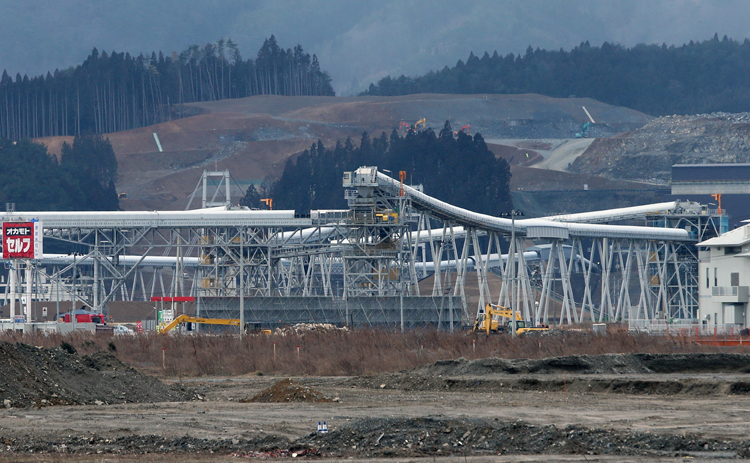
xmin=411 ymin=353 xmax=750 ymax=376
xmin=349 ymin=372 xmax=750 ymax=396
xmin=637 ymin=352 xmax=750 ymax=373
xmin=244 ymin=378 xmax=331 ymax=403
xmin=571 ymin=112 xmax=750 ymax=184
xmin=297 ymin=416 xmax=750 ymax=458
xmin=0 ymin=341 xmax=196 ymax=408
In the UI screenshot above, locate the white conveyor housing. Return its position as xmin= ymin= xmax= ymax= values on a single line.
xmin=351 ymin=167 xmax=691 ymax=242
xmin=0 ymin=206 xmax=311 ymax=229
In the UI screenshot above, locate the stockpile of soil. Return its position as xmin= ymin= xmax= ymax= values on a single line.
xmin=570 ymin=112 xmax=750 ymax=183
xmin=347 ymin=353 xmax=750 ymax=396
xmin=350 ymin=371 xmax=750 ymax=396
xmin=243 ymin=378 xmax=331 ymax=403
xmin=0 ymin=341 xmax=197 ymax=408
xmin=412 ymin=353 xmax=750 ymax=376
xmin=298 ymin=417 xmax=750 ymax=458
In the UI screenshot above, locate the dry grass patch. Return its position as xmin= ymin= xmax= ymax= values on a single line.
xmin=1 ymin=326 xmax=741 ymax=378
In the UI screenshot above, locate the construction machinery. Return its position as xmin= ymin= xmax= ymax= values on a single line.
xmin=260 ymin=198 xmax=273 ymax=210
xmin=473 ymin=303 xmax=550 ymax=336
xmin=454 ymin=124 xmax=470 ymax=136
xmin=399 ymin=121 xmax=411 ymax=133
xmin=413 ymin=118 xmax=426 ymax=132
xmin=711 ymin=193 xmax=723 ymax=215
xmin=159 ymin=314 xmax=272 ymax=334
xmin=574 ymin=122 xmax=590 ymax=138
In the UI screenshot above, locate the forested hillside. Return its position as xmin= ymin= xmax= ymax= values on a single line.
xmin=0 ymin=35 xmax=334 ymax=140
xmin=0 ymin=135 xmax=118 ymax=211
xmin=362 ymin=35 xmax=749 ymax=116
xmin=250 ymin=123 xmax=512 ymax=216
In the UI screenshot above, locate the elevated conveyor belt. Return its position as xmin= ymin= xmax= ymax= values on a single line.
xmin=0 ymin=206 xmax=310 ymax=229
xmin=364 ymin=168 xmax=691 ymax=241
xmin=541 ymin=201 xmax=690 ymax=224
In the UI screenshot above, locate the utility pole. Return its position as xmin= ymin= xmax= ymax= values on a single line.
xmin=501 ymin=210 xmax=524 ymax=338
xmin=71 ymin=253 xmax=77 ymax=327
xmin=239 ymin=231 xmax=244 ymax=337
xmin=510 ymin=212 xmax=516 ymax=339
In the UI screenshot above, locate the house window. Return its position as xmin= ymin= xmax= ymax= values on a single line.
xmin=706 ymin=269 xmax=710 ymax=289
xmin=731 ymin=272 xmax=740 ymax=287
xmin=714 ymin=268 xmax=718 ymax=287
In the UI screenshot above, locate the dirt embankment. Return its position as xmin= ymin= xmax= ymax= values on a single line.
xmin=411 ymin=353 xmax=750 ymax=376
xmin=570 ymin=112 xmax=750 ymax=184
xmin=0 ymin=341 xmax=196 ymax=408
xmin=347 ymin=353 xmax=750 ymax=398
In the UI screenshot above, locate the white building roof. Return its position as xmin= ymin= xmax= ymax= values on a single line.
xmin=0 ymin=206 xmax=309 ymax=228
xmin=698 ymin=225 xmax=750 ymax=247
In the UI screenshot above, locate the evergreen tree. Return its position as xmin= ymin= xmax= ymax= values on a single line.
xmin=270 ymin=129 xmax=512 ymax=216
xmin=241 ymin=185 xmax=262 ymax=209
xmin=361 ymin=36 xmax=750 ymax=116
xmin=0 ymin=36 xmax=335 ymax=140
xmin=0 ymin=138 xmax=118 ymax=211
xmin=60 ymin=134 xmax=119 ymax=210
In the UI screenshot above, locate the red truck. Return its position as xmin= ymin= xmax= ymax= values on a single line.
xmin=62 ymin=312 xmax=106 ymax=324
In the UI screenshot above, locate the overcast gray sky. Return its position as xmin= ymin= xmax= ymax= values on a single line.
xmin=1 ymin=0 xmax=748 ymax=95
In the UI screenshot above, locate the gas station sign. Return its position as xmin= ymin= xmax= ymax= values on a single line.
xmin=3 ymin=221 xmax=42 ymax=259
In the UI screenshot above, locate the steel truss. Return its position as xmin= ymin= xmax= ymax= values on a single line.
xmin=2 ymin=169 xmax=722 ymax=329
xmin=405 ymin=206 xmax=722 ymax=326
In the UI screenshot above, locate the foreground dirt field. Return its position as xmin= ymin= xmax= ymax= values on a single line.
xmin=1 ymin=352 xmax=749 ymax=461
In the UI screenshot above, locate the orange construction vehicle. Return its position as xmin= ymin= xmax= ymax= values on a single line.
xmin=454 ymin=124 xmax=470 ymax=136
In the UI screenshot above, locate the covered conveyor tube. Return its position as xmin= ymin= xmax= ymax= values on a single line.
xmin=368 ymin=169 xmax=691 ymax=241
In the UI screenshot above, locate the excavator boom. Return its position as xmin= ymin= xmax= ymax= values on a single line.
xmin=160 ymin=314 xmax=241 ymax=333
xmin=473 ymin=303 xmax=549 ymax=335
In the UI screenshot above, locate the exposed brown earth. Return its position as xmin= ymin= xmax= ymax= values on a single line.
xmin=243 ymin=378 xmax=332 ymax=403
xmin=33 ymin=94 xmax=652 ymax=212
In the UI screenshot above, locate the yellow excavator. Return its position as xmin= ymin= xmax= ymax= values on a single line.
xmin=473 ymin=303 xmax=550 ymax=336
xmin=159 ymin=314 xmax=271 ymax=334
xmin=413 ymin=118 xmax=426 ymax=131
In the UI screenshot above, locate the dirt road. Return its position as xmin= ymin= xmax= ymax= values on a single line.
xmin=485 ymin=138 xmax=595 ymax=172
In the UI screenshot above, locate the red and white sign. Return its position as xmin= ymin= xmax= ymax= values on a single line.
xmin=3 ymin=221 xmax=43 ymax=259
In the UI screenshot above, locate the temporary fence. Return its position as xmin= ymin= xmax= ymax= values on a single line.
xmin=629 ymin=318 xmax=749 ymax=345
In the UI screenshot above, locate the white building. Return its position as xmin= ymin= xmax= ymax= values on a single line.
xmin=698 ymin=224 xmax=750 ymax=328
